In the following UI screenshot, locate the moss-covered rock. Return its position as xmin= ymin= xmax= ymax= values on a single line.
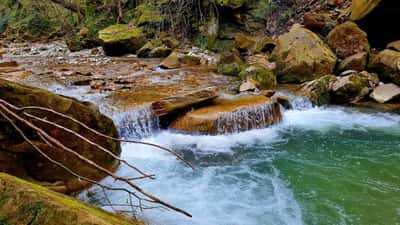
xmin=0 ymin=79 xmax=120 ymax=193
xmin=272 ymin=24 xmax=337 ymax=83
xmin=327 ymin=21 xmax=370 ymax=59
xmin=337 ymin=52 xmax=368 ymax=72
xmin=179 ymin=55 xmax=201 ymax=66
xmin=137 ymin=41 xmax=172 ymax=58
xmin=368 ymin=49 xmax=400 ymax=85
xmin=331 ymin=71 xmax=378 ymax=104
xmin=0 ymin=173 xmax=141 ymax=225
xmin=160 ymin=51 xmax=180 ymax=69
xmin=217 ymin=51 xmax=245 ymax=76
xmin=98 ymin=24 xmax=146 ymax=56
xmin=66 ymin=28 xmax=99 ymax=52
xmin=253 ymin=37 xmax=276 ymax=54
xmin=301 ymin=75 xmax=338 ymax=105
xmin=239 ymin=65 xmax=276 ymax=89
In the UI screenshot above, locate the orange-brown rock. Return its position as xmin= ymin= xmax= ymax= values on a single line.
xmin=170 ymin=95 xmax=282 ymax=134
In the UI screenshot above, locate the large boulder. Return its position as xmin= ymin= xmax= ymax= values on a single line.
xmin=0 ymin=79 xmax=120 ymax=193
xmin=169 ymin=95 xmax=282 ymax=134
xmin=337 ymin=52 xmax=368 ymax=72
xmin=98 ymin=24 xmax=146 ymax=56
xmin=272 ymin=24 xmax=337 ymax=83
xmin=217 ymin=51 xmax=245 ymax=76
xmin=239 ymin=65 xmax=277 ymax=89
xmin=0 ymin=173 xmax=141 ymax=225
xmin=327 ymin=21 xmax=370 ymax=59
xmin=300 ymin=75 xmax=338 ymax=105
xmin=368 ymin=49 xmax=400 ymax=85
xmin=331 ymin=71 xmax=379 ymax=104
xmin=370 ymin=83 xmax=400 ymax=103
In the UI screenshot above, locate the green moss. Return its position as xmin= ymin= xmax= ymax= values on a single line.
xmin=135 ymin=4 xmax=162 ymax=26
xmin=239 ymin=66 xmax=277 ymax=89
xmin=99 ymin=24 xmax=144 ymax=43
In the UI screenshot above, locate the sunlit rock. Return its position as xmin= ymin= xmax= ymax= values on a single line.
xmin=370 ymin=83 xmax=400 ymax=103
xmin=170 ymin=95 xmax=282 ymax=134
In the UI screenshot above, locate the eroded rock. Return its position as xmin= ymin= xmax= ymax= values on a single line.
xmin=169 ymin=95 xmax=282 ymax=134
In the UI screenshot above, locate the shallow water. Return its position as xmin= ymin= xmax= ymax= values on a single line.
xmin=81 ymin=106 xmax=400 ymax=225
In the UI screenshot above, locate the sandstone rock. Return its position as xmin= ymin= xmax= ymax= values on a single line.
xmin=169 ymin=95 xmax=282 ymax=134
xmin=0 ymin=79 xmax=120 ymax=193
xmin=387 ymin=40 xmax=400 ymax=52
xmin=151 ymin=86 xmax=219 ymax=116
xmin=98 ymin=24 xmax=147 ymax=56
xmin=239 ymin=78 xmax=257 ymax=92
xmin=160 ymin=52 xmax=181 ymax=69
xmin=301 ymin=75 xmax=338 ymax=105
xmin=368 ymin=49 xmax=400 ymax=85
xmin=239 ymin=65 xmax=277 ymax=89
xmin=275 ymin=96 xmax=292 ymax=109
xmin=303 ymin=12 xmax=336 ymax=34
xmin=331 ymin=72 xmax=378 ymax=104
xmin=327 ymin=21 xmax=370 ymax=59
xmin=0 ymin=173 xmax=141 ymax=225
xmin=0 ymin=61 xmax=18 ymax=67
xmin=272 ymin=24 xmax=337 ymax=83
xmin=350 ymin=0 xmax=381 ymax=20
xmin=337 ymin=52 xmax=368 ymax=72
xmin=217 ymin=51 xmax=244 ymax=76
xmin=370 ymin=83 xmax=400 ymax=103
xmin=247 ymin=54 xmax=276 ymax=70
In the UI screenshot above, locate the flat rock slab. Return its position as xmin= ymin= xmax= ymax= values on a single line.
xmin=170 ymin=95 xmax=282 ymax=135
xmin=370 ymin=83 xmax=400 ymax=103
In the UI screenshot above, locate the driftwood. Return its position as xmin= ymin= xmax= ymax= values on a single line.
xmin=151 ymin=86 xmax=219 ymax=116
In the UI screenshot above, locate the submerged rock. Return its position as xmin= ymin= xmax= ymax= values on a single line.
xmin=370 ymin=83 xmax=400 ymax=103
xmin=272 ymin=24 xmax=337 ymax=83
xmin=98 ymin=24 xmax=146 ymax=56
xmin=0 ymin=173 xmax=141 ymax=225
xmin=0 ymin=79 xmax=120 ymax=193
xmin=327 ymin=21 xmax=370 ymax=59
xmin=368 ymin=49 xmax=400 ymax=85
xmin=169 ymin=95 xmax=282 ymax=134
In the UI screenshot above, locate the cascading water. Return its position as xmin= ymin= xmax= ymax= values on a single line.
xmin=80 ymin=95 xmax=400 ymax=225
xmin=216 ymin=102 xmax=281 ymax=134
xmin=113 ymin=105 xmax=160 ymax=139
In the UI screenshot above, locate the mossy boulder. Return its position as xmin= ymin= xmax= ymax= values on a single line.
xmin=160 ymin=52 xmax=180 ymax=69
xmin=327 ymin=21 xmax=370 ymax=59
xmin=337 ymin=52 xmax=368 ymax=72
xmin=179 ymin=55 xmax=201 ymax=66
xmin=368 ymin=49 xmax=400 ymax=85
xmin=0 ymin=173 xmax=141 ymax=225
xmin=137 ymin=41 xmax=172 ymax=58
xmin=239 ymin=65 xmax=277 ymax=89
xmin=301 ymin=75 xmax=338 ymax=105
xmin=331 ymin=71 xmax=379 ymax=104
xmin=0 ymin=79 xmax=120 ymax=193
xmin=98 ymin=24 xmax=146 ymax=56
xmin=217 ymin=51 xmax=245 ymax=76
xmin=272 ymin=24 xmax=337 ymax=83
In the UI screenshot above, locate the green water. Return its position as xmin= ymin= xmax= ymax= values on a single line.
xmin=85 ymin=106 xmax=400 ymax=225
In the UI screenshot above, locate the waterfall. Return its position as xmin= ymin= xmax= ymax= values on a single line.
xmin=216 ymin=102 xmax=281 ymax=134
xmin=113 ymin=105 xmax=159 ymax=139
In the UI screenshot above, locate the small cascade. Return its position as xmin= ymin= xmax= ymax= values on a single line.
xmin=290 ymin=96 xmax=313 ymax=110
xmin=216 ymin=102 xmax=282 ymax=134
xmin=113 ymin=105 xmax=159 ymax=139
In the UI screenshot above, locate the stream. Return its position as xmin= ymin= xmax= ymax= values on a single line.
xmin=2 ymin=42 xmax=400 ymax=225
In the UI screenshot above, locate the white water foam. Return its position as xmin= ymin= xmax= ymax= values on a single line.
xmin=84 ymin=105 xmax=400 ymax=225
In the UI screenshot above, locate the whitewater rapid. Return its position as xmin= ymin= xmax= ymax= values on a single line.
xmin=79 ymin=103 xmax=400 ymax=225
